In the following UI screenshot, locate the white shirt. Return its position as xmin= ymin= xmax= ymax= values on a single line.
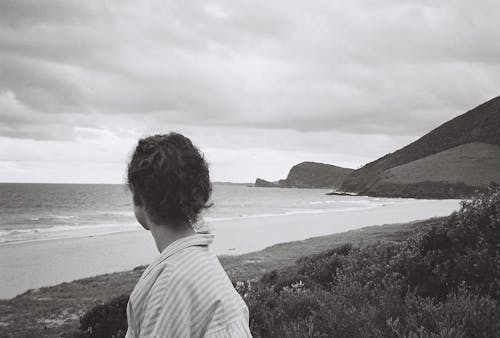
xmin=125 ymin=232 xmax=252 ymax=338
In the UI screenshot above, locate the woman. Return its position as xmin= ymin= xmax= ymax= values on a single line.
xmin=125 ymin=133 xmax=251 ymax=337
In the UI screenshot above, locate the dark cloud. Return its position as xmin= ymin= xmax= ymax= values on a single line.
xmin=0 ymin=1 xmax=98 ymax=27
xmin=1 ymin=0 xmax=499 ymax=141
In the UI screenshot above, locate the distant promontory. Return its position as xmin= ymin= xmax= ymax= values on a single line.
xmin=255 ymin=161 xmax=354 ymax=189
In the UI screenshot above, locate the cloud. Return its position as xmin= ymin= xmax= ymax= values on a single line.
xmin=0 ymin=90 xmax=104 ymax=140
xmin=0 ymin=1 xmax=499 ymax=181
xmin=1 ymin=0 xmax=499 ymax=142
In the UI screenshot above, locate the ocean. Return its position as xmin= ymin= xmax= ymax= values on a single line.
xmin=0 ymin=182 xmax=411 ymax=244
xmin=0 ymin=182 xmax=463 ymax=298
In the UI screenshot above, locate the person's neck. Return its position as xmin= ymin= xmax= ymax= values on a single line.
xmin=150 ymin=221 xmax=195 ymax=253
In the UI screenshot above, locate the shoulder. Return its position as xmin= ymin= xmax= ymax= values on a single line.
xmin=165 ymin=247 xmax=239 ymax=302
xmin=146 ymin=245 xmax=211 ymax=290
xmin=169 ymin=246 xmax=223 ymax=284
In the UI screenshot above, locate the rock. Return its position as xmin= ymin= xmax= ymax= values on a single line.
xmin=325 ymin=191 xmax=357 ymax=196
xmin=254 ymin=178 xmax=280 ymax=188
xmin=255 ymin=162 xmax=354 ymax=189
xmin=280 ymin=162 xmax=354 ymax=188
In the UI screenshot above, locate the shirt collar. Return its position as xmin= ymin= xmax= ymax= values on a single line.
xmin=142 ymin=231 xmax=214 ymax=279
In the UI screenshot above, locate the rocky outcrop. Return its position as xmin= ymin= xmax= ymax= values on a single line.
xmin=280 ymin=162 xmax=354 ymax=188
xmin=255 ymin=162 xmax=354 ymax=189
xmin=254 ymin=178 xmax=280 ymax=188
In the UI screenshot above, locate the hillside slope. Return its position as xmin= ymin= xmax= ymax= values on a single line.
xmin=364 ymin=142 xmax=500 ymax=198
xmin=255 ymin=162 xmax=353 ymax=189
xmin=341 ymin=96 xmax=500 ymax=194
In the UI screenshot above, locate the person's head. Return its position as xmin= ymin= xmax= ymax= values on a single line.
xmin=127 ymin=133 xmax=211 ymax=230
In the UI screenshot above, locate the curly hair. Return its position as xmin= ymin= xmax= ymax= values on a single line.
xmin=127 ymin=133 xmax=212 ymax=226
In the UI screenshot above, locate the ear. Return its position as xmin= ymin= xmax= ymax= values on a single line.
xmin=134 ymin=204 xmax=150 ymax=231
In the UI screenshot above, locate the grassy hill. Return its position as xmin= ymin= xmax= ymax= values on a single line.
xmin=341 ymin=96 xmax=500 ymax=195
xmin=363 ymin=142 xmax=500 ymax=198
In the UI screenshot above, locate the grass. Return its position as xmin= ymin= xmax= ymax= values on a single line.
xmin=384 ymin=142 xmax=500 ymax=186
xmin=341 ymin=96 xmax=500 ymax=193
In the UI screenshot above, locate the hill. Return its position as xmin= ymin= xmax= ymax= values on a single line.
xmin=341 ymin=96 xmax=500 ymax=196
xmin=364 ymin=142 xmax=500 ymax=198
xmin=256 ymin=162 xmax=354 ymax=189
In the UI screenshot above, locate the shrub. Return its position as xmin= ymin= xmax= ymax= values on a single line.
xmin=392 ymin=185 xmax=500 ymax=299
xmin=244 ymin=186 xmax=500 ymax=337
xmin=297 ymin=249 xmax=349 ymax=288
xmin=78 ymin=295 xmax=129 ymax=338
xmin=388 ymin=288 xmax=500 ymax=338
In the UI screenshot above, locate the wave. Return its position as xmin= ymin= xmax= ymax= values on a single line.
xmin=0 ymin=223 xmax=140 ymax=245
xmin=28 ymin=215 xmax=75 ymax=222
xmin=203 ymin=204 xmax=383 ymax=223
xmin=0 ymin=190 xmax=416 ymax=245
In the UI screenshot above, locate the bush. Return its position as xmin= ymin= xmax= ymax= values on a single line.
xmin=78 ymin=295 xmax=129 ymax=338
xmin=388 ymin=288 xmax=500 ymax=338
xmin=392 ymin=185 xmax=500 ymax=299
xmin=244 ymin=186 xmax=500 ymax=337
xmin=296 ymin=244 xmax=352 ymax=288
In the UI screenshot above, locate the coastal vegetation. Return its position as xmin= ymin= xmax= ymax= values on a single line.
xmin=77 ymin=186 xmax=500 ymax=337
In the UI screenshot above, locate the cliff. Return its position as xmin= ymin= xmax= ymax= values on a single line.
xmin=255 ymin=162 xmax=354 ymax=189
xmin=254 ymin=178 xmax=280 ymax=188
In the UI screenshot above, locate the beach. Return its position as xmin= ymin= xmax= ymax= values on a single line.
xmin=0 ymin=218 xmax=437 ymax=338
xmin=0 ymin=198 xmax=460 ymax=300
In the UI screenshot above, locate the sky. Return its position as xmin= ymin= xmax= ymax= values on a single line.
xmin=1 ymin=0 xmax=499 ymax=183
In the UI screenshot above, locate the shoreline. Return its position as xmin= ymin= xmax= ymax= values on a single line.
xmin=0 ymin=227 xmax=142 ymax=247
xmin=0 ymin=218 xmax=438 ymax=337
xmin=0 ymin=192 xmax=459 ymax=247
xmin=0 ymin=198 xmax=460 ymax=299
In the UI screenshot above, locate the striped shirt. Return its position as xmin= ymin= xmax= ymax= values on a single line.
xmin=125 ymin=232 xmax=252 ymax=338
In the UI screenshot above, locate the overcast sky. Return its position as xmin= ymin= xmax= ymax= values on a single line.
xmin=1 ymin=0 xmax=499 ymax=183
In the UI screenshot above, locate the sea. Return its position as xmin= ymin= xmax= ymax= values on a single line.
xmin=0 ymin=182 xmax=464 ymax=298
xmin=0 ymin=182 xmax=441 ymax=245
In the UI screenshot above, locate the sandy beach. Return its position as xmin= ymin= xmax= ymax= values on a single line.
xmin=0 ymin=198 xmax=460 ymax=299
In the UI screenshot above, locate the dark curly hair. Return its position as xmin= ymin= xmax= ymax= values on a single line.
xmin=127 ymin=133 xmax=212 ymax=227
